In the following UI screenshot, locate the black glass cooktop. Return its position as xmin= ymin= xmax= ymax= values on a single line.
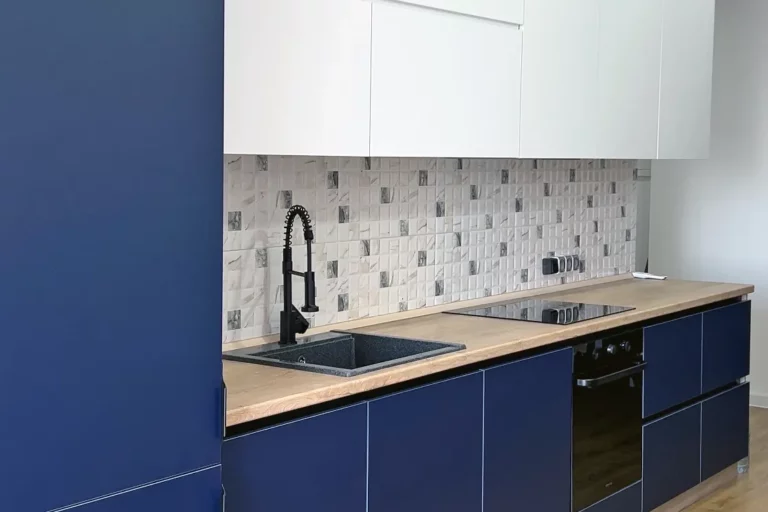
xmin=446 ymin=299 xmax=635 ymax=325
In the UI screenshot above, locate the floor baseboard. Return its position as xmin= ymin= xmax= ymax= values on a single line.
xmin=750 ymin=393 xmax=768 ymax=409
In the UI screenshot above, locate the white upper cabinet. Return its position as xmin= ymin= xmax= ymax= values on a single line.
xmin=224 ymin=0 xmax=372 ymax=156
xmin=370 ymin=1 xmax=522 ymax=158
xmin=224 ymin=0 xmax=716 ymax=159
xmin=395 ymin=0 xmax=525 ymax=24
xmin=520 ymin=0 xmax=600 ymax=158
xmin=657 ymin=0 xmax=716 ymax=159
xmin=597 ymin=0 xmax=663 ymax=158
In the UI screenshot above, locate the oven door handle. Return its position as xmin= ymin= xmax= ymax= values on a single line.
xmin=576 ymin=361 xmax=647 ymax=389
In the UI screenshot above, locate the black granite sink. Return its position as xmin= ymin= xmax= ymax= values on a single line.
xmin=222 ymin=332 xmax=465 ymax=377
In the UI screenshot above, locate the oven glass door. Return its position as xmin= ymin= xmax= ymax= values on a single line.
xmin=572 ymin=371 xmax=643 ymax=511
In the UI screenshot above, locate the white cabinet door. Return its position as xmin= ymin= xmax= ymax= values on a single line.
xmin=370 ymin=1 xmax=522 ymax=158
xmin=395 ymin=0 xmax=524 ymax=24
xmin=224 ymin=0 xmax=372 ymax=156
xmin=520 ymin=0 xmax=600 ymax=158
xmin=657 ymin=0 xmax=716 ymax=159
xmin=597 ymin=0 xmax=663 ymax=158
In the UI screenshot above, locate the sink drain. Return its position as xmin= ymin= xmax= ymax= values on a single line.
xmin=297 ymin=356 xmax=307 ymax=364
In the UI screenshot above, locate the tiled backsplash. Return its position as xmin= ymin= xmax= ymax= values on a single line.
xmin=223 ymin=156 xmax=638 ymax=343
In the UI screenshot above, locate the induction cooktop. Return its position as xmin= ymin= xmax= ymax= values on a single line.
xmin=446 ymin=299 xmax=635 ymax=325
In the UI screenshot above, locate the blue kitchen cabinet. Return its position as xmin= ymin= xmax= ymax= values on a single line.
xmin=701 ymin=383 xmax=750 ymax=480
xmin=483 ymin=349 xmax=572 ymax=512
xmin=222 ymin=403 xmax=367 ymax=512
xmin=368 ymin=372 xmax=483 ymax=512
xmin=702 ymin=301 xmax=751 ymax=393
xmin=642 ymin=404 xmax=702 ymax=512
xmin=68 ymin=466 xmax=221 ymax=512
xmin=0 ymin=0 xmax=224 ymax=510
xmin=643 ymin=314 xmax=702 ymax=417
xmin=585 ymin=482 xmax=641 ymax=512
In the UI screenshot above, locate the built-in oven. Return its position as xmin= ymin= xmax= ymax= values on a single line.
xmin=572 ymin=330 xmax=646 ymax=511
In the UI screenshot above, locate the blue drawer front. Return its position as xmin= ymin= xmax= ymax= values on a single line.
xmin=484 ymin=349 xmax=572 ymax=512
xmin=642 ymin=404 xmax=702 ymax=512
xmin=369 ymin=372 xmax=483 ymax=512
xmin=584 ymin=482 xmax=641 ymax=512
xmin=701 ymin=383 xmax=750 ymax=480
xmin=644 ymin=314 xmax=703 ymax=417
xmin=222 ymin=404 xmax=367 ymax=512
xmin=702 ymin=301 xmax=751 ymax=393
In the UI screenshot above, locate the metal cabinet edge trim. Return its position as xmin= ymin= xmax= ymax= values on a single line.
xmin=224 ymin=402 xmax=367 ymax=441
xmin=372 ymin=0 xmax=524 ymax=27
xmin=482 ymin=347 xmax=572 ymax=373
xmin=368 ymin=370 xmax=483 ymax=403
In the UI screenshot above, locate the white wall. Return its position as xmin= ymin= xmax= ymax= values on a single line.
xmin=635 ymin=160 xmax=651 ymax=272
xmin=650 ymin=0 xmax=768 ymax=405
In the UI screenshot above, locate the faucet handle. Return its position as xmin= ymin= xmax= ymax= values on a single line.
xmin=302 ymin=270 xmax=319 ymax=313
xmin=290 ymin=305 xmax=310 ymax=334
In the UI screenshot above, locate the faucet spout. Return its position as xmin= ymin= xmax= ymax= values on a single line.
xmin=280 ymin=205 xmax=318 ymax=345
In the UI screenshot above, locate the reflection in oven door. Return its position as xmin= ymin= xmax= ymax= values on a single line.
xmin=572 ymin=350 xmax=643 ymax=511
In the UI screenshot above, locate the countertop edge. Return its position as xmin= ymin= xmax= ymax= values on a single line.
xmin=225 ymin=282 xmax=753 ymax=427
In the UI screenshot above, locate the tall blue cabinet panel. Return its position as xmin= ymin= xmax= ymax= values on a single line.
xmin=642 ymin=405 xmax=702 ymax=512
xmin=484 ymin=349 xmax=572 ymax=512
xmin=368 ymin=372 xmax=483 ymax=512
xmin=222 ymin=404 xmax=367 ymax=512
xmin=701 ymin=383 xmax=750 ymax=481
xmin=68 ymin=467 xmax=221 ymax=512
xmin=643 ymin=314 xmax=702 ymax=418
xmin=0 ymin=1 xmax=224 ymax=511
xmin=702 ymin=301 xmax=751 ymax=393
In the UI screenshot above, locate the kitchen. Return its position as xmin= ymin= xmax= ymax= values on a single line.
xmin=1 ymin=0 xmax=764 ymax=511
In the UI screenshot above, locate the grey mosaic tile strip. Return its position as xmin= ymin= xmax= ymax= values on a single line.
xmin=228 ymin=211 xmax=242 ymax=231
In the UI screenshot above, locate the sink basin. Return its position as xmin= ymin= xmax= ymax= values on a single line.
xmin=222 ymin=332 xmax=465 ymax=377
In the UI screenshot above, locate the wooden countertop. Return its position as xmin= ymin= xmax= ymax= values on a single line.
xmin=224 ymin=277 xmax=753 ymax=426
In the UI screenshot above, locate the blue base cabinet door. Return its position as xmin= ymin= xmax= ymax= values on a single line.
xmin=701 ymin=383 xmax=750 ymax=481
xmin=368 ymin=372 xmax=483 ymax=512
xmin=484 ymin=349 xmax=572 ymax=512
xmin=702 ymin=301 xmax=751 ymax=394
xmin=643 ymin=314 xmax=702 ymax=418
xmin=222 ymin=404 xmax=367 ymax=512
xmin=70 ymin=466 xmax=221 ymax=512
xmin=642 ymin=405 xmax=701 ymax=512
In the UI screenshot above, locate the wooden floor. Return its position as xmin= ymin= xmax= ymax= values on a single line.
xmin=685 ymin=407 xmax=768 ymax=511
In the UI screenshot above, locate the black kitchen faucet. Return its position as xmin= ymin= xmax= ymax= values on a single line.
xmin=280 ymin=205 xmax=318 ymax=345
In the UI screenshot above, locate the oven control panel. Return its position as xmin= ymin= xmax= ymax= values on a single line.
xmin=574 ymin=330 xmax=644 ymax=376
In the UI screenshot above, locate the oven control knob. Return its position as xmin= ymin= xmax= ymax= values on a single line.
xmin=620 ymin=341 xmax=632 ymax=352
xmin=606 ymin=344 xmax=617 ymax=355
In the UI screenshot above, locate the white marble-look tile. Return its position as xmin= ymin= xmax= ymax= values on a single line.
xmin=221 ymin=155 xmax=638 ymax=343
